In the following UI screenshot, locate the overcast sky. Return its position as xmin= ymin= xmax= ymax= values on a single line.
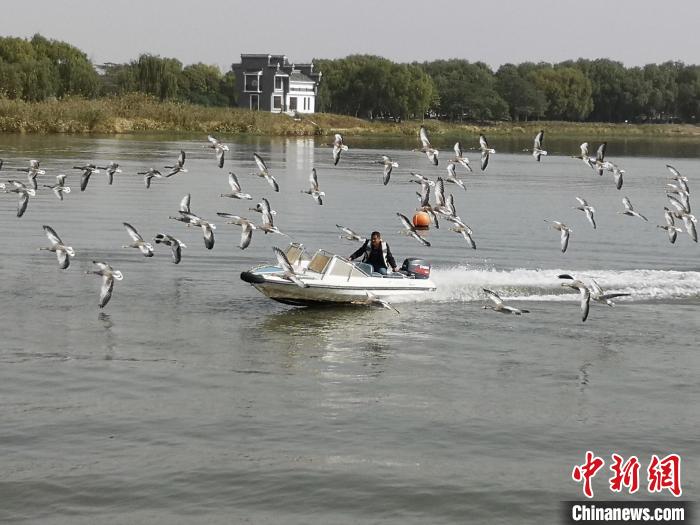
xmin=2 ymin=0 xmax=699 ymax=71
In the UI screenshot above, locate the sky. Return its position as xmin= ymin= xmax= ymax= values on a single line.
xmin=2 ymin=0 xmax=700 ymax=72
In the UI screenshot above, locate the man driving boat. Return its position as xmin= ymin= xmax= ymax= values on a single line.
xmin=348 ymin=231 xmax=398 ymax=275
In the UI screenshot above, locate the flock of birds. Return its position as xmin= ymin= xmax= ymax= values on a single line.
xmin=0 ymin=127 xmax=696 ymax=320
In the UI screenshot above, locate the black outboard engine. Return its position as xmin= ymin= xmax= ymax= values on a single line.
xmin=401 ymin=258 xmax=431 ymax=279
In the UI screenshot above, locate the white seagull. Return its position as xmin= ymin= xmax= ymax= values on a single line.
xmin=87 ymin=261 xmax=123 ymax=309
xmin=332 ymin=134 xmax=348 ymax=165
xmin=573 ymin=197 xmax=596 ymax=229
xmin=397 ymin=212 xmax=430 ymax=247
xmin=415 ymin=126 xmax=439 ymax=165
xmin=559 ymin=277 xmax=591 ymax=322
xmin=153 ymin=233 xmax=187 ymax=264
xmin=482 ymin=289 xmax=529 ymax=315
xmin=445 ymin=161 xmax=466 ymax=191
xmin=273 ymin=246 xmax=308 ymax=288
xmin=380 ymin=155 xmax=399 ymax=185
xmin=479 ymin=134 xmax=495 ymax=171
xmin=558 ymin=274 xmax=630 ymax=307
xmin=39 ymin=225 xmax=75 ymax=269
xmin=336 ymin=225 xmax=367 ymax=243
xmin=252 ymin=153 xmax=279 ymax=192
xmin=220 ymin=172 xmax=252 ymax=200
xmin=122 ymin=222 xmax=154 ymax=257
xmin=164 ymin=150 xmax=187 ymax=177
xmin=216 ymin=213 xmax=257 ymax=250
xmin=16 ymin=159 xmax=45 ymax=190
xmin=97 ymin=161 xmax=122 ymax=185
xmin=4 ymin=180 xmax=35 ymax=217
xmin=532 ymin=130 xmax=548 ymax=161
xmin=618 ymin=197 xmax=648 ymax=221
xmin=544 ymin=220 xmax=572 ymax=253
xmin=73 ymin=163 xmax=100 ymax=192
xmin=207 ymin=135 xmax=229 ymax=168
xmin=42 ymin=174 xmax=71 ymax=201
xmin=452 ymin=142 xmax=472 ymax=172
xmin=301 ymin=168 xmax=325 ymax=204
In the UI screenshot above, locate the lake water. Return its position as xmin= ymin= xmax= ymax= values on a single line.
xmin=0 ymin=132 xmax=698 ymax=524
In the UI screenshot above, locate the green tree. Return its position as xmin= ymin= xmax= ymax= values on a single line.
xmin=531 ymin=66 xmax=593 ymax=120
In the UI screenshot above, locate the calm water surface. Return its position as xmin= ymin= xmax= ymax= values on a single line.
xmin=0 ymin=133 xmax=698 ymax=524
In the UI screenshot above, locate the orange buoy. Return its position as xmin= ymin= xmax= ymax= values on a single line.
xmin=412 ymin=211 xmax=431 ymax=230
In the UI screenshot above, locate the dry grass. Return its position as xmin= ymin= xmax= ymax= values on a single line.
xmin=0 ymin=94 xmax=698 ymax=138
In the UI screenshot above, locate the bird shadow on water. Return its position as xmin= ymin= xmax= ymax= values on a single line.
xmin=97 ymin=312 xmax=116 ymax=357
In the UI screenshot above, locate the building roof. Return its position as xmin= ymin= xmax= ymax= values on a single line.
xmin=289 ymin=71 xmax=315 ymax=83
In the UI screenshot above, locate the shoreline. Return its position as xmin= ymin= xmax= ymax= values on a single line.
xmin=1 ymin=94 xmax=699 ymax=139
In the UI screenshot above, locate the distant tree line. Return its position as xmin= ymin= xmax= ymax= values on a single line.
xmin=1 ymin=35 xmax=699 ymax=123
xmin=0 ymin=34 xmax=236 ymax=107
xmin=316 ymin=55 xmax=700 ymax=123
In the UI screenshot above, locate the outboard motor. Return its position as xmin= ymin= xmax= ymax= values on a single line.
xmin=401 ymin=258 xmax=431 ymax=279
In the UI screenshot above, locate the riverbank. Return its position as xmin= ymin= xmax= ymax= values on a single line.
xmin=1 ymin=94 xmax=699 ymax=138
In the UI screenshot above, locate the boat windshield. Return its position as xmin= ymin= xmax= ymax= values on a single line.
xmin=307 ymin=250 xmax=333 ymax=274
xmin=284 ymin=243 xmax=308 ymax=267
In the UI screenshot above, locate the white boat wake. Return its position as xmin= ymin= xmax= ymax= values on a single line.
xmin=397 ymin=267 xmax=700 ymax=303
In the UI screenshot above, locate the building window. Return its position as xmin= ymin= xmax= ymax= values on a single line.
xmin=245 ymin=74 xmax=261 ymax=92
xmin=273 ymin=96 xmax=282 ymax=110
xmin=274 ymin=76 xmax=284 ymax=91
xmin=250 ymin=94 xmax=259 ymax=110
xmin=289 ymin=97 xmax=297 ymax=111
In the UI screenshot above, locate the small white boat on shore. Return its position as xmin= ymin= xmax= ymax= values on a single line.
xmin=240 ymin=243 xmax=436 ymax=306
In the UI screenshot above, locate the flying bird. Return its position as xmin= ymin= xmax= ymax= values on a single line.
xmin=445 ymin=162 xmax=466 ymax=190
xmin=380 ymin=155 xmax=399 ymax=185
xmin=87 ymin=261 xmax=123 ymax=309
xmin=216 ymin=213 xmax=257 ymax=250
xmin=397 ymin=212 xmax=430 ymax=247
xmin=544 ymin=220 xmax=572 ymax=253
xmin=153 ymin=233 xmax=187 ymax=264
xmin=482 ymin=289 xmax=529 ymax=315
xmin=73 ymin=164 xmax=100 ymax=192
xmin=122 ymin=222 xmax=154 ymax=257
xmin=532 ymin=130 xmax=548 ymax=161
xmin=415 ymin=126 xmax=439 ymax=165
xmin=301 ymin=168 xmax=325 ymax=204
xmin=558 ymin=274 xmax=630 ymax=307
xmin=4 ymin=180 xmax=35 ymax=217
xmin=97 ymin=162 xmax=122 ymax=185
xmin=16 ymin=159 xmax=45 ymax=190
xmin=452 ymin=142 xmax=472 ymax=172
xmin=273 ymin=246 xmax=307 ymax=288
xmin=253 ymin=153 xmax=279 ymax=192
xmin=164 ymin=150 xmax=187 ymax=177
xmin=573 ymin=197 xmax=596 ymax=229
xmin=657 ymin=208 xmax=682 ymax=244
xmin=618 ymin=197 xmax=648 ymax=221
xmin=220 ymin=172 xmax=252 ymax=200
xmin=138 ymin=167 xmax=164 ymax=189
xmin=42 ymin=174 xmax=71 ymax=201
xmin=336 ymin=225 xmax=366 ymax=243
xmin=39 ymin=225 xmax=75 ymax=269
xmin=332 ymin=133 xmax=348 ymax=165
xmin=559 ymin=277 xmax=591 ymax=322
xmin=479 ymin=134 xmax=495 ymax=171
xmin=207 ymin=135 xmax=229 ymax=168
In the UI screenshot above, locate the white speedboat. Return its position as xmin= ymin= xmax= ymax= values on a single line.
xmin=241 ymin=243 xmax=437 ymax=306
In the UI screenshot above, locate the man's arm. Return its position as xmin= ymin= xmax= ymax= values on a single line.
xmin=385 ymin=244 xmax=397 ymax=271
xmin=349 ymin=241 xmax=367 ymax=260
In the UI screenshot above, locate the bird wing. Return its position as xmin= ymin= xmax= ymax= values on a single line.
xmin=622 ymin=197 xmax=633 ymax=211
xmin=17 ymin=192 xmax=29 ymax=217
xmin=202 ymin=224 xmax=215 ymax=249
xmin=560 ymin=228 xmax=570 ymax=253
xmin=410 ymin=231 xmax=431 ymax=246
xmin=483 ymin=288 xmax=504 ymax=306
xmin=228 ymin=172 xmax=242 ymax=191
xmin=575 ymin=196 xmax=587 ymax=206
xmin=123 ymin=222 xmax=144 ymax=242
xmin=309 ymin=168 xmax=319 ymax=191
xmin=480 ymin=150 xmax=489 ymax=171
xmin=383 ymin=163 xmax=392 ymax=185
xmin=273 ymin=246 xmax=295 ymax=273
xmin=253 ymin=153 xmax=267 ymax=173
xmin=216 ymin=148 xmax=225 ymax=168
xmin=177 ymin=150 xmax=186 ymax=167
xmin=265 ymin=174 xmax=279 ymax=192
xmin=446 ymin=162 xmax=456 ymax=178
xmin=454 ymin=142 xmax=462 ymax=157
xmin=419 ymin=126 xmax=431 ymax=148
xmin=240 ymin=223 xmax=254 ymax=249
xmin=396 ymin=212 xmax=413 ymax=230
xmin=57 ymin=249 xmax=70 ymax=270
xmin=180 ymin=194 xmax=191 ymax=213
xmin=580 ymin=143 xmax=589 ymax=157
xmin=99 ymin=276 xmax=114 ymax=308
xmin=666 ymin=164 xmax=681 ymax=179
xmin=43 ymin=225 xmax=63 ymax=245
xmin=534 ymin=130 xmax=544 ymax=149
xmin=208 ymin=135 xmax=219 ymax=147
xmin=419 ymin=181 xmax=430 ymax=207
xmin=580 ymin=287 xmax=591 ymax=322
xmin=434 ymin=177 xmax=446 ymax=207
xmin=596 ymin=142 xmax=606 ymax=162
